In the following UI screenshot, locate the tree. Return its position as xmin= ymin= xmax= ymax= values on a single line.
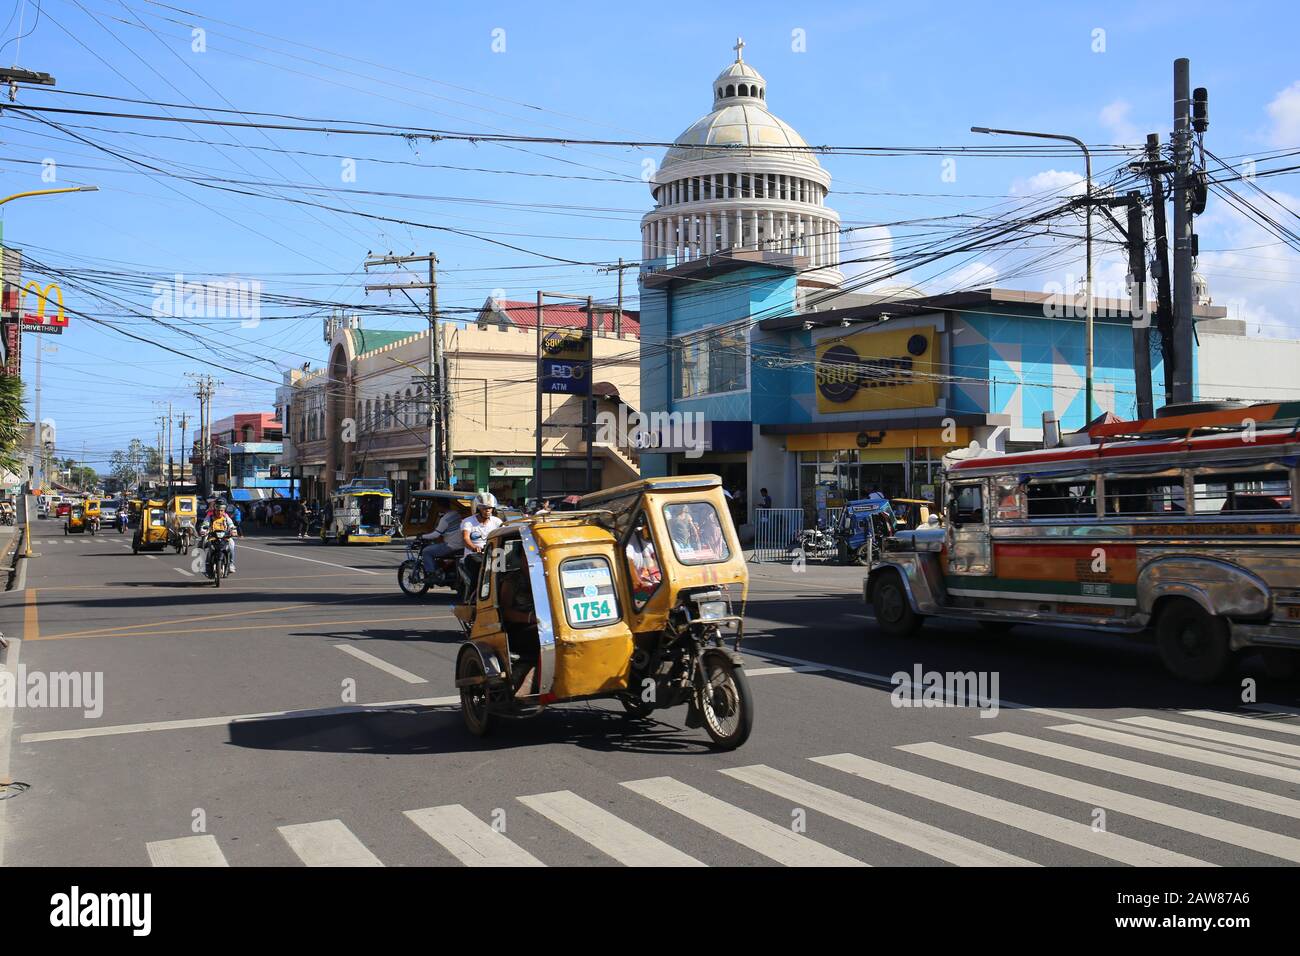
xmin=0 ymin=374 xmax=28 ymax=480
xmin=109 ymin=439 xmax=159 ymax=491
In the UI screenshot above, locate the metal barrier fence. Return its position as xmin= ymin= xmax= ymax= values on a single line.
xmin=752 ymin=507 xmax=846 ymax=563
xmin=753 ymin=508 xmax=804 ymax=562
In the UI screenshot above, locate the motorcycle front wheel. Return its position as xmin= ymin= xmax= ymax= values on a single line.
xmin=397 ymin=559 xmax=430 ymax=596
xmin=698 ymin=656 xmax=753 ymax=750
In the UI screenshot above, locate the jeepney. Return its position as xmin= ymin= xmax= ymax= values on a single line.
xmin=866 ymin=402 xmax=1300 ymax=682
xmin=323 ymin=481 xmax=395 ymax=545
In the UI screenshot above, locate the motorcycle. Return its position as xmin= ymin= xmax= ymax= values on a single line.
xmin=787 ymin=523 xmax=837 ymax=561
xmin=202 ymin=528 xmax=235 ymax=588
xmin=397 ymin=539 xmax=458 ymax=596
xmin=117 ymin=512 xmax=129 ymax=534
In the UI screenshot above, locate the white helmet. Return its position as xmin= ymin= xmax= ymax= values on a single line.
xmin=474 ymin=491 xmax=498 ymax=510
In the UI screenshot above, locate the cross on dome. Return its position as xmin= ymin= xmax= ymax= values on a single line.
xmin=734 ymin=37 xmax=745 ymax=61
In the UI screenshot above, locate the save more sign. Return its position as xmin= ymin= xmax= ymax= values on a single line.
xmin=814 ymin=325 xmax=939 ymax=413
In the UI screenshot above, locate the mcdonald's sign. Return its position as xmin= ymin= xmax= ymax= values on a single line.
xmin=20 ymin=281 xmax=67 ymax=333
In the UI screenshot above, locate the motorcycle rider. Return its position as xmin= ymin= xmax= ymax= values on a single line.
xmin=201 ymin=499 xmax=238 ymax=574
xmin=457 ymin=492 xmax=502 ymax=602
xmin=419 ymin=502 xmax=468 ymax=579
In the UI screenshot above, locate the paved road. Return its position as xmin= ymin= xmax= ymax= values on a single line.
xmin=3 ymin=518 xmax=1300 ymax=867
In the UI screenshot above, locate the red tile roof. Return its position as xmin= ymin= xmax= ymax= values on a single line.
xmin=483 ymin=299 xmax=640 ymax=337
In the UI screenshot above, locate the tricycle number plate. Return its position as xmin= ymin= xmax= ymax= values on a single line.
xmin=566 ymin=596 xmax=616 ymax=624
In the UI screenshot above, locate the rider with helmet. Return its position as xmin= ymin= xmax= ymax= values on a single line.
xmin=457 ymin=492 xmax=502 ymax=601
xmin=201 ymin=499 xmax=239 ymax=574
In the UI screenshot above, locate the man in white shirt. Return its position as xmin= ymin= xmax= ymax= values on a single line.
xmin=419 ymin=502 xmax=467 ymax=574
xmin=458 ymin=492 xmax=503 ymax=601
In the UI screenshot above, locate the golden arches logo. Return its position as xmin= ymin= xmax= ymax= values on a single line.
xmin=20 ymin=281 xmax=66 ymax=325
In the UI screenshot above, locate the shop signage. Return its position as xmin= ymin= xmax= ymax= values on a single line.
xmin=815 ymin=326 xmax=939 ymax=413
xmin=20 ymin=282 xmax=68 ymax=333
xmin=539 ymin=327 xmax=592 ymax=395
xmin=539 ymin=328 xmax=592 ymax=362
xmin=856 ymin=430 xmax=885 ymax=448
xmin=490 ymin=456 xmax=533 ymax=477
xmin=541 ymin=358 xmax=590 ymax=394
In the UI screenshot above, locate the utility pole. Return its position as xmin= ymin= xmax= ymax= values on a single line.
xmin=597 ymin=258 xmax=638 ymax=336
xmin=365 ymin=252 xmax=445 ymax=489
xmin=1125 ymin=196 xmax=1153 ymax=419
xmin=1170 ymin=58 xmax=1208 ymax=405
xmin=186 ymin=373 xmax=219 ymax=496
xmin=177 ymin=411 xmax=190 ymax=488
xmin=1140 ymin=134 xmax=1176 ymax=405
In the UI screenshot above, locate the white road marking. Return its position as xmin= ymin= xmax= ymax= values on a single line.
xmin=517 ymin=790 xmax=704 ymax=867
xmin=814 ymin=753 xmax=1210 ymax=867
xmin=622 ymin=776 xmax=864 ymax=866
xmin=1049 ymin=723 xmax=1300 ymax=785
xmin=901 ymin=741 xmax=1300 ymax=864
xmin=1119 ymin=716 xmax=1300 ymax=759
xmin=174 ymin=568 xmax=194 ymax=577
xmin=145 ymin=555 xmax=158 ymax=561
xmin=21 ymin=695 xmax=460 ymax=743
xmin=977 ymin=731 xmax=1300 ymax=820
xmin=1244 ymin=704 xmax=1300 ymax=718
xmin=1178 ymin=709 xmax=1300 ymax=737
xmin=722 ymin=764 xmax=1035 ymax=866
xmin=146 ymin=834 xmax=229 ymax=867
xmin=236 ymin=543 xmax=381 ymax=575
xmin=278 ymin=819 xmax=383 ymax=867
xmin=333 ymin=644 xmax=427 ymax=684
xmin=744 ymin=665 xmax=825 ymax=677
xmin=405 ymin=805 xmax=544 ymax=866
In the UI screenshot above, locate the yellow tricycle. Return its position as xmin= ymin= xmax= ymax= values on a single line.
xmin=453 ymin=476 xmax=753 ymax=749
xmin=132 ymin=500 xmax=170 ymax=553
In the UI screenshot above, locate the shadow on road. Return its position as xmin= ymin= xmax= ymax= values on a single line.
xmin=225 ymin=702 xmax=718 ymax=757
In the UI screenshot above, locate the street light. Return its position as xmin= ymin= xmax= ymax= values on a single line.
xmin=971 ymin=126 xmax=1094 ymax=424
xmin=0 ymin=185 xmax=99 ymax=520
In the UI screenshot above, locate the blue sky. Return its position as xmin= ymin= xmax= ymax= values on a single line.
xmin=5 ymin=0 xmax=1298 ymax=471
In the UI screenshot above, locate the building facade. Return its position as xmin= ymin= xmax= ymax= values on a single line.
xmin=209 ymin=411 xmax=290 ymax=502
xmin=276 ymin=304 xmax=641 ymax=506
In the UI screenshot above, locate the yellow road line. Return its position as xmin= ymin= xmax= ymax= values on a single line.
xmin=31 ymin=613 xmax=452 ymax=641
xmin=28 ymin=592 xmax=398 ymax=641
xmin=23 ymin=587 xmax=38 ymax=641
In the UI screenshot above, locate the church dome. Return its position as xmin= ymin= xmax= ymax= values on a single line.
xmin=640 ymin=40 xmax=842 ymax=288
xmin=660 ymin=42 xmax=820 ymax=173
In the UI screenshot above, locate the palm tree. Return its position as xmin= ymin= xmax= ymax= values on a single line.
xmin=0 ymin=374 xmax=28 ymax=480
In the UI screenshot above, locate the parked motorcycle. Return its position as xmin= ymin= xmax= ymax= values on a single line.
xmin=397 ymin=539 xmax=458 ymax=596
xmin=786 ymin=523 xmax=837 ymax=561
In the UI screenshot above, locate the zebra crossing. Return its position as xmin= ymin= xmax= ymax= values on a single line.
xmin=143 ymin=706 xmax=1300 ymax=867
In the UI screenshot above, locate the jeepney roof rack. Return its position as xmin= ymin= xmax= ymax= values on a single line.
xmin=1086 ymin=400 xmax=1300 ymax=444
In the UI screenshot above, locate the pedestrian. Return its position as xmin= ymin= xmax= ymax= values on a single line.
xmin=759 ymin=487 xmax=772 ymax=509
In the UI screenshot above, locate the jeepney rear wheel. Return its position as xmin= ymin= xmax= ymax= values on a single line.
xmin=458 ymin=653 xmax=495 ymax=737
xmin=871 ymin=571 xmax=922 ymax=638
xmin=1156 ymin=599 xmax=1232 ymax=683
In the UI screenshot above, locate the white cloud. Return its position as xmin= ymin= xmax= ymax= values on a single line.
xmin=1009 ymin=169 xmax=1086 ymax=198
xmin=838 ymin=224 xmax=895 ymax=284
xmin=943 ymin=260 xmax=999 ymax=291
xmin=1197 ymin=186 xmax=1300 ymax=339
xmin=1099 ymin=99 xmax=1141 ymax=145
xmin=1266 ymin=81 xmax=1300 ymax=146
